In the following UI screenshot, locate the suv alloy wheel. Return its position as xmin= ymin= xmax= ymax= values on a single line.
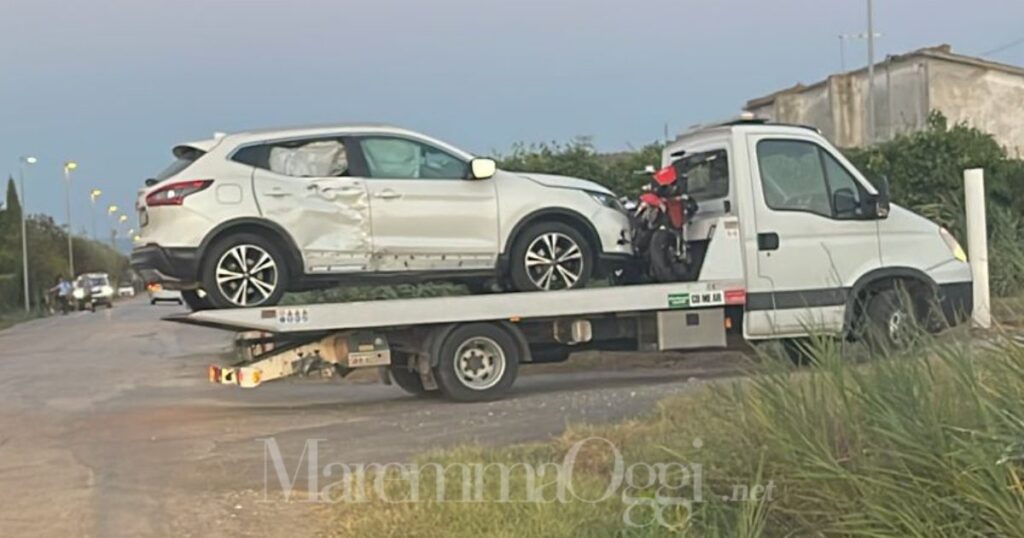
xmin=508 ymin=221 xmax=593 ymax=292
xmin=201 ymin=233 xmax=289 ymax=308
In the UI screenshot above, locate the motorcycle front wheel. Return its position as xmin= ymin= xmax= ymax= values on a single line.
xmin=649 ymin=230 xmax=698 ymax=283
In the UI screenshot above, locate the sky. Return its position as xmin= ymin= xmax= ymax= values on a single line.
xmin=2 ymin=0 xmax=1024 ymax=237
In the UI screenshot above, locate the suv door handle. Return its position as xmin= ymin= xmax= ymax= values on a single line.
xmin=264 ymin=189 xmax=290 ymax=198
xmin=757 ymin=232 xmax=779 ymax=251
xmin=310 ymin=185 xmax=362 ymax=194
xmin=373 ymin=190 xmax=402 ymax=200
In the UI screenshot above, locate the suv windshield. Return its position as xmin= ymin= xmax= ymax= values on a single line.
xmin=86 ymin=275 xmax=109 ymax=287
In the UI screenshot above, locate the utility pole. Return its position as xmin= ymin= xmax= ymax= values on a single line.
xmin=866 ymin=0 xmax=876 ymax=143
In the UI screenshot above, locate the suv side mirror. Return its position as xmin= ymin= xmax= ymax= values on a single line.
xmin=469 ymin=158 xmax=497 ymax=180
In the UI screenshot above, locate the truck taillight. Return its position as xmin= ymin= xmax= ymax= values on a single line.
xmin=145 ymin=180 xmax=213 ymax=207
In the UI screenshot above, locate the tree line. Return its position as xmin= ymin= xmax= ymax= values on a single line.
xmin=0 ymin=178 xmax=129 ymax=312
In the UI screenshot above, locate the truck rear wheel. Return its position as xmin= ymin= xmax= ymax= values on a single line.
xmin=433 ymin=324 xmax=520 ymax=402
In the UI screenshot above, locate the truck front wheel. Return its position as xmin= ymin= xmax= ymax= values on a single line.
xmin=433 ymin=324 xmax=520 ymax=402
xmin=863 ymin=288 xmax=920 ymax=351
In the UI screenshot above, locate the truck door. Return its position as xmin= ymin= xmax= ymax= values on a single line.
xmin=744 ymin=134 xmax=881 ymax=336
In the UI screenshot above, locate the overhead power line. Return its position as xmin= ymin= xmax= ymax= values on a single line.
xmin=981 ymin=36 xmax=1024 ymax=57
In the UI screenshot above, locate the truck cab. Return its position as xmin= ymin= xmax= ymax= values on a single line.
xmin=664 ymin=118 xmax=972 ymax=342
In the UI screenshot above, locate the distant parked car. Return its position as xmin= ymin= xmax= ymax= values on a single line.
xmin=117 ymin=284 xmax=136 ymax=297
xmin=73 ymin=273 xmax=114 ymax=310
xmin=147 ymin=283 xmax=183 ymax=305
xmin=131 ymin=124 xmax=632 ymax=310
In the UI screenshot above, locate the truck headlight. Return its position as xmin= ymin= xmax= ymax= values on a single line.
xmin=940 ymin=227 xmax=967 ymax=262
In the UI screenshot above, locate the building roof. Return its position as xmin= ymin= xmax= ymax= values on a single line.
xmin=745 ymin=44 xmax=1024 ymax=109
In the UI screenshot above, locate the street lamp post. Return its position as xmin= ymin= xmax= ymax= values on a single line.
xmin=63 ymin=161 xmax=77 ymax=277
xmin=107 ymin=205 xmax=118 ymax=249
xmin=89 ymin=189 xmax=102 ymax=240
xmin=18 ymin=156 xmax=37 ymax=312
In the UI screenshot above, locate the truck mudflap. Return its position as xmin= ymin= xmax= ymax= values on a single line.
xmin=210 ymin=332 xmax=391 ymax=388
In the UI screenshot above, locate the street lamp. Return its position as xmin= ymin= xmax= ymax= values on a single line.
xmin=89 ymin=189 xmax=102 ymax=240
xmin=107 ymin=206 xmax=120 ymax=249
xmin=63 ymin=161 xmax=77 ymax=278
xmin=18 ymin=156 xmax=37 ymax=312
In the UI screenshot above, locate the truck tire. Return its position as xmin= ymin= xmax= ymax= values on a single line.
xmin=508 ymin=221 xmax=592 ymax=292
xmin=201 ymin=233 xmax=289 ymax=309
xmin=433 ymin=323 xmax=520 ymax=402
xmin=388 ymin=364 xmax=430 ymax=396
xmin=864 ymin=289 xmax=918 ymax=351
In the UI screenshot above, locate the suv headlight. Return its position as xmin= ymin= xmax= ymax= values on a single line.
xmin=588 ymin=191 xmax=624 ymax=211
xmin=939 ymin=227 xmax=967 ymax=262
xmin=73 ymin=288 xmax=85 ymax=299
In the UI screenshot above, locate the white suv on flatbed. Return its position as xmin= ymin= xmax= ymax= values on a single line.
xmin=131 ymin=125 xmax=632 ymax=309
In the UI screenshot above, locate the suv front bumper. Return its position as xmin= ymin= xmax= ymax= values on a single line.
xmin=131 ymin=245 xmax=199 ymax=288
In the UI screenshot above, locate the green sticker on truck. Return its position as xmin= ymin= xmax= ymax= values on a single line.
xmin=668 ymin=290 xmax=726 ymax=309
xmin=668 ymin=293 xmax=690 ymax=309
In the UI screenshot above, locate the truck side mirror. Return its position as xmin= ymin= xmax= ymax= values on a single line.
xmin=833 ymin=188 xmax=859 ymax=216
xmin=874 ymin=175 xmax=891 ymax=218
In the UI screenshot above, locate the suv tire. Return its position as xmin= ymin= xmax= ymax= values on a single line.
xmin=201 ymin=233 xmax=289 ymax=309
xmin=181 ymin=289 xmax=212 ymax=312
xmin=508 ymin=221 xmax=592 ymax=292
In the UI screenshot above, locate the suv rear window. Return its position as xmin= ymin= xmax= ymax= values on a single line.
xmin=154 ymin=146 xmax=205 ymax=182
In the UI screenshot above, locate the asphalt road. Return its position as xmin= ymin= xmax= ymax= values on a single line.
xmin=0 ymin=297 xmax=745 ymax=537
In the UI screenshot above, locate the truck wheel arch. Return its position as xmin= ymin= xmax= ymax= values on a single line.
xmin=197 ymin=218 xmax=304 ymax=281
xmin=844 ymin=267 xmax=938 ymax=337
xmin=421 ymin=321 xmax=532 ymax=369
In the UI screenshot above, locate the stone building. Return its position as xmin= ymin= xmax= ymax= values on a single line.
xmin=745 ymin=45 xmax=1024 ymax=156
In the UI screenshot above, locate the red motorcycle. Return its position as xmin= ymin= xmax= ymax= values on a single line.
xmin=631 ymin=154 xmax=700 ymax=282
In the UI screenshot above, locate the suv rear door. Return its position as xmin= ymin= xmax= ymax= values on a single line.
xmin=239 ymin=136 xmax=372 ymax=274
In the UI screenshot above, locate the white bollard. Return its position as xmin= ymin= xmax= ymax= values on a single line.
xmin=964 ymin=168 xmax=990 ymax=329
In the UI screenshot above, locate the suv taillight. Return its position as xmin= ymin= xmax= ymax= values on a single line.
xmin=145 ymin=180 xmax=213 ymax=207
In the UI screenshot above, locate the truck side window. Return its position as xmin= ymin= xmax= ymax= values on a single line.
xmin=756 ymin=139 xmax=865 ymax=219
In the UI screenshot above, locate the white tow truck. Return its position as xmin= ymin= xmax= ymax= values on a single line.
xmin=170 ymin=118 xmax=974 ymax=402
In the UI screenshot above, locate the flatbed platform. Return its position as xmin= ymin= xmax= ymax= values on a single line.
xmin=168 ymin=280 xmax=747 ymax=334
